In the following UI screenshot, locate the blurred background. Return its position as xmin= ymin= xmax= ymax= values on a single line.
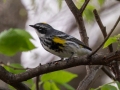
xmin=0 ymin=0 xmax=120 ymax=89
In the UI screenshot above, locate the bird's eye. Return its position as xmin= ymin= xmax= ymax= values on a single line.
xmin=38 ymin=27 xmax=47 ymax=34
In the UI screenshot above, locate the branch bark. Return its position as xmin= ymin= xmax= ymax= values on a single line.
xmin=0 ymin=66 xmax=30 ymax=90
xmin=10 ymin=83 xmax=30 ymax=90
xmin=0 ymin=51 xmax=120 ymax=83
xmin=76 ymin=65 xmax=102 ymax=90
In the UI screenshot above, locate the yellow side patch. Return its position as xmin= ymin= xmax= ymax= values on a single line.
xmin=79 ymin=45 xmax=83 ymax=48
xmin=53 ymin=37 xmax=66 ymax=45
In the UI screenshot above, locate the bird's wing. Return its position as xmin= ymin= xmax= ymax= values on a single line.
xmin=66 ymin=37 xmax=92 ymax=51
xmin=51 ymin=30 xmax=92 ymax=51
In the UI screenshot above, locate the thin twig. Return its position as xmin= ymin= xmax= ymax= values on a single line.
xmin=102 ymin=67 xmax=115 ymax=80
xmin=93 ymin=9 xmax=107 ymax=37
xmin=93 ymin=9 xmax=113 ymax=52
xmin=89 ymin=16 xmax=120 ymax=56
xmin=93 ymin=9 xmax=115 ymax=80
xmin=36 ymin=76 xmax=40 ymax=90
xmin=116 ymin=58 xmax=120 ymax=81
xmin=110 ymin=60 xmax=120 ymax=81
xmin=79 ymin=0 xmax=90 ymax=14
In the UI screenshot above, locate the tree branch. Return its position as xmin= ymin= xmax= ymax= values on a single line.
xmin=89 ymin=16 xmax=120 ymax=56
xmin=0 ymin=67 xmax=30 ymax=90
xmin=0 ymin=51 xmax=120 ymax=83
xmin=102 ymin=66 xmax=115 ymax=80
xmin=0 ymin=87 xmax=9 ymax=90
xmin=36 ymin=76 xmax=40 ymax=90
xmin=10 ymin=83 xmax=30 ymax=90
xmin=76 ymin=65 xmax=102 ymax=90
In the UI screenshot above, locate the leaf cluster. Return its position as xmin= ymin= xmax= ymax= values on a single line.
xmin=91 ymin=81 xmax=120 ymax=90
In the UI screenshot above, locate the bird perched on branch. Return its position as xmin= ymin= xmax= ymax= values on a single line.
xmin=29 ymin=23 xmax=92 ymax=61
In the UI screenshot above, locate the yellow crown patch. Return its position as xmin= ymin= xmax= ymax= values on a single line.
xmin=41 ymin=22 xmax=47 ymax=24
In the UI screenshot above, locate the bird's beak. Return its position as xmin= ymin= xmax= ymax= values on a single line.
xmin=29 ymin=25 xmax=35 ymax=28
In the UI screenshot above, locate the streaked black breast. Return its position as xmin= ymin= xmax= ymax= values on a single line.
xmin=40 ymin=38 xmax=64 ymax=52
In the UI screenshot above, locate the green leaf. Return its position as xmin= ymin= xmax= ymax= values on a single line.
xmin=51 ymin=81 xmax=60 ymax=90
xmin=3 ymin=0 xmax=6 ymax=3
xmin=8 ymin=85 xmax=16 ymax=90
xmin=43 ymin=81 xmax=60 ymax=90
xmin=116 ymin=81 xmax=120 ymax=89
xmin=14 ymin=29 xmax=33 ymax=39
xmin=41 ymin=70 xmax=77 ymax=84
xmin=98 ymin=0 xmax=105 ymax=6
xmin=103 ymin=37 xmax=117 ymax=48
xmin=31 ymin=84 xmax=36 ymax=90
xmin=101 ymin=85 xmax=117 ymax=90
xmin=31 ymin=82 xmax=43 ymax=90
xmin=3 ymin=63 xmax=25 ymax=74
xmin=0 ymin=28 xmax=36 ymax=56
xmin=83 ymin=5 xmax=95 ymax=22
xmin=62 ymin=83 xmax=75 ymax=90
xmin=75 ymin=0 xmax=84 ymax=9
xmin=76 ymin=0 xmax=95 ymax=22
xmin=43 ymin=81 xmax=51 ymax=90
xmin=116 ymin=34 xmax=120 ymax=38
xmin=57 ymin=0 xmax=62 ymax=10
xmin=24 ymin=79 xmax=34 ymax=87
xmin=31 ymin=81 xmax=42 ymax=90
xmin=101 ymin=86 xmax=108 ymax=90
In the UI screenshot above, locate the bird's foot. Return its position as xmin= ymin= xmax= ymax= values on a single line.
xmin=53 ymin=58 xmax=64 ymax=64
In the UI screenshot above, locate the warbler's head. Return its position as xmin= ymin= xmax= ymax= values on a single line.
xmin=29 ymin=23 xmax=53 ymax=37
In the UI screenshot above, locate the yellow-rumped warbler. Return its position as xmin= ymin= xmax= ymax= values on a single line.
xmin=29 ymin=23 xmax=92 ymax=60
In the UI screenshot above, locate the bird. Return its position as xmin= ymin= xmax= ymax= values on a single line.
xmin=29 ymin=23 xmax=92 ymax=61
